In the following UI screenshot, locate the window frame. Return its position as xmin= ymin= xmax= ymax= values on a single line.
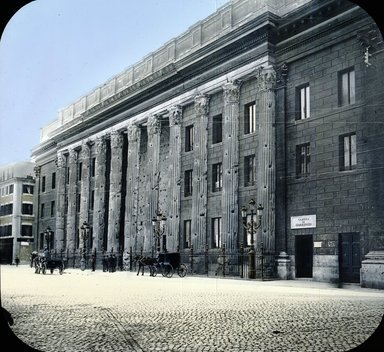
xmin=212 ymin=163 xmax=223 ymax=192
xmin=296 ymin=83 xmax=310 ymax=120
xmin=338 ymin=68 xmax=355 ymax=106
xmin=184 ymin=169 xmax=193 ymax=197
xmin=340 ymin=132 xmax=357 ymax=171
xmin=183 ymin=219 xmax=192 ymax=249
xmin=296 ymin=143 xmax=311 ymax=177
xmin=185 ymin=125 xmax=194 ymax=152
xmin=212 ymin=217 xmax=222 ymax=248
xmin=244 ymin=102 xmax=256 ymax=135
xmin=244 ymin=154 xmax=255 ymax=187
xmin=212 ymin=114 xmax=223 ymax=144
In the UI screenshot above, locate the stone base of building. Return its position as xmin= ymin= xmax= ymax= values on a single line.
xmin=313 ymin=255 xmax=339 ymax=284
xmin=277 ymin=252 xmax=292 ymax=280
xmin=361 ymin=251 xmax=384 ymax=290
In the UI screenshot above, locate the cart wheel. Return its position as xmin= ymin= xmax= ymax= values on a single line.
xmin=42 ymin=264 xmax=46 ymax=275
xmin=164 ymin=264 xmax=173 ymax=278
xmin=50 ymin=268 xmax=54 ymax=274
xmin=178 ymin=264 xmax=188 ymax=278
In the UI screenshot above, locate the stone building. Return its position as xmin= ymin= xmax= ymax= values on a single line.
xmin=31 ymin=0 xmax=384 ymax=288
xmin=0 ymin=161 xmax=35 ymax=264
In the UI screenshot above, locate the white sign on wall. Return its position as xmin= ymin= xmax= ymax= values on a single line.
xmin=290 ymin=215 xmax=316 ymax=229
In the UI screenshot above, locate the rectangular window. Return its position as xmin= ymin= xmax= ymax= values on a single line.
xmin=90 ymin=190 xmax=95 ymax=210
xmin=244 ymin=102 xmax=256 ymax=134
xmin=212 ymin=217 xmax=222 ymax=248
xmin=21 ymin=225 xmax=33 ymax=237
xmin=52 ymin=172 xmax=56 ymax=189
xmin=42 ymin=176 xmax=46 ymax=192
xmin=9 ymin=185 xmax=14 ymax=194
xmin=339 ymin=68 xmax=355 ymax=106
xmin=51 ymin=201 xmax=55 ymax=217
xmin=183 ymin=220 xmax=191 ymax=249
xmin=185 ymin=125 xmax=194 ymax=152
xmin=76 ymin=194 xmax=81 ymax=213
xmin=78 ymin=162 xmax=82 ymax=181
xmin=184 ymin=169 xmax=193 ymax=197
xmin=22 ymin=203 xmax=33 ymax=215
xmin=296 ymin=143 xmax=310 ymax=177
xmin=244 ymin=155 xmax=255 ymax=187
xmin=0 ymin=203 xmax=13 ymax=216
xmin=212 ymin=114 xmax=222 ymax=144
xmin=41 ymin=203 xmax=45 ymax=218
xmin=296 ymin=84 xmax=310 ymax=120
xmin=212 ymin=163 xmax=223 ymax=192
xmin=340 ymin=133 xmax=357 ymax=171
xmin=91 ymin=158 xmax=96 ymax=177
xmin=23 ymin=185 xmax=34 ymax=194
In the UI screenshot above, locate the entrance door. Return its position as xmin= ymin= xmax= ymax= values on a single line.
xmin=295 ymin=235 xmax=313 ymax=278
xmin=0 ymin=238 xmax=13 ymax=264
xmin=339 ymin=233 xmax=361 ymax=283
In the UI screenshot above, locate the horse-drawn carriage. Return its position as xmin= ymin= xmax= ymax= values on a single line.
xmin=135 ymin=252 xmax=187 ymax=278
xmin=34 ymin=253 xmax=64 ymax=275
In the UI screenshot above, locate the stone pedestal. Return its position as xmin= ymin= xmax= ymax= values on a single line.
xmin=277 ymin=251 xmax=291 ymax=280
xmin=361 ymin=251 xmax=384 ymax=289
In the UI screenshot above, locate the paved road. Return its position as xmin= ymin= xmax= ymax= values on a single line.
xmin=1 ymin=265 xmax=384 ymax=352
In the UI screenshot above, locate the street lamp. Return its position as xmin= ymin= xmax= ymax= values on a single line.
xmin=80 ymin=221 xmax=90 ymax=270
xmin=152 ymin=211 xmax=167 ymax=253
xmin=45 ymin=227 xmax=53 ymax=252
xmin=241 ymin=199 xmax=263 ymax=279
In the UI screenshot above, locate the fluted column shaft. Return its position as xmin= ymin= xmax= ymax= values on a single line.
xmin=256 ymin=67 xmax=276 ymax=252
xmin=92 ymin=137 xmax=107 ymax=251
xmin=191 ymin=94 xmax=210 ymax=252
xmin=79 ymin=143 xmax=91 ymax=248
xmin=66 ymin=149 xmax=78 ymax=250
xmin=125 ymin=124 xmax=141 ymax=252
xmin=168 ymin=106 xmax=182 ymax=252
xmin=107 ymin=131 xmax=124 ymax=252
xmin=55 ymin=153 xmax=66 ymax=250
xmin=145 ymin=115 xmax=161 ymax=252
xmin=222 ymin=82 xmax=241 ymax=253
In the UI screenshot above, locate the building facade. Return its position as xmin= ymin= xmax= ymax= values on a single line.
xmin=0 ymin=162 xmax=35 ymax=264
xmin=31 ymin=0 xmax=384 ymax=287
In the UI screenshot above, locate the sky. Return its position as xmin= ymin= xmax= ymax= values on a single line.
xmin=0 ymin=0 xmax=229 ymax=166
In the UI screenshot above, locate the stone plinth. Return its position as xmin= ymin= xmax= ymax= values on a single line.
xmin=361 ymin=251 xmax=384 ymax=289
xmin=277 ymin=252 xmax=291 ymax=280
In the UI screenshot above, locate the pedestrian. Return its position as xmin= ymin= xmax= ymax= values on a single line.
xmin=112 ymin=254 xmax=117 ymax=272
xmin=90 ymin=254 xmax=96 ymax=271
xmin=15 ymin=256 xmax=20 ymax=267
xmin=102 ymin=255 xmax=108 ymax=272
xmin=108 ymin=254 xmax=113 ymax=273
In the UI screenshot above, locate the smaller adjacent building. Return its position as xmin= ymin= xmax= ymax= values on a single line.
xmin=0 ymin=161 xmax=35 ymax=264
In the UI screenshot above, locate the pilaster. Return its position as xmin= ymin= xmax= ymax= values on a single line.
xmin=168 ymin=105 xmax=182 ymax=252
xmin=92 ymin=137 xmax=107 ymax=251
xmin=191 ymin=93 xmax=210 ymax=252
xmin=125 ymin=124 xmax=141 ymax=252
xmin=55 ymin=153 xmax=66 ymax=250
xmin=255 ymin=67 xmax=277 ymax=252
xmin=222 ymin=81 xmax=241 ymax=253
xmin=66 ymin=149 xmax=78 ymax=251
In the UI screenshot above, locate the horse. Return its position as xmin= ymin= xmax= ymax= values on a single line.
xmin=134 ymin=255 xmax=157 ymax=276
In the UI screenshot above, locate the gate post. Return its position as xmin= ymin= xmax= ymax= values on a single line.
xmin=222 ymin=244 xmax=226 ymax=277
xmin=190 ymin=245 xmax=194 ymax=275
xmin=240 ymin=242 xmax=244 ymax=279
xmin=204 ymin=243 xmax=209 ymax=276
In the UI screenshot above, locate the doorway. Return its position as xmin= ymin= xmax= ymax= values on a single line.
xmin=339 ymin=233 xmax=361 ymax=283
xmin=295 ymin=235 xmax=313 ymax=278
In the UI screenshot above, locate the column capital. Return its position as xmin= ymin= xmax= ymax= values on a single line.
xmin=194 ymin=93 xmax=210 ymax=115
xmin=147 ymin=114 xmax=160 ymax=136
xmin=169 ymin=105 xmax=182 ymax=126
xmin=223 ymin=80 xmax=241 ymax=104
xmin=95 ymin=136 xmax=106 ymax=154
xmin=79 ymin=143 xmax=90 ymax=160
xmin=55 ymin=152 xmax=66 ymax=168
xmin=110 ymin=130 xmax=123 ymax=148
xmin=68 ymin=149 xmax=78 ymax=165
xmin=256 ymin=67 xmax=277 ymax=92
xmin=34 ymin=166 xmax=41 ymax=177
xmin=127 ymin=124 xmax=140 ymax=142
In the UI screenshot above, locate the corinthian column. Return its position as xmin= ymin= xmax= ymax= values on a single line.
xmin=145 ymin=115 xmax=161 ymax=252
xmin=66 ymin=149 xmax=78 ymax=251
xmin=222 ymin=81 xmax=241 ymax=253
xmin=255 ymin=67 xmax=277 ymax=252
xmin=55 ymin=153 xmax=66 ymax=250
xmin=79 ymin=143 xmax=90 ymax=243
xmin=191 ymin=94 xmax=210 ymax=252
xmin=124 ymin=124 xmax=141 ymax=252
xmin=92 ymin=137 xmax=107 ymax=251
xmin=168 ymin=106 xmax=182 ymax=252
xmin=107 ymin=131 xmax=124 ymax=252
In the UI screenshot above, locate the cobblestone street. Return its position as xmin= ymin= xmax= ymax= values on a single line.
xmin=1 ymin=265 xmax=384 ymax=352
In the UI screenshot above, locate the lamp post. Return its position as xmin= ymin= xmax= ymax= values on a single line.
xmin=241 ymin=199 xmax=263 ymax=279
xmin=152 ymin=211 xmax=167 ymax=254
xmin=45 ymin=227 xmax=53 ymax=252
xmin=80 ymin=221 xmax=90 ymax=270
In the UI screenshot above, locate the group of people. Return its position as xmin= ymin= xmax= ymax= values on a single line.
xmin=102 ymin=254 xmax=118 ymax=272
